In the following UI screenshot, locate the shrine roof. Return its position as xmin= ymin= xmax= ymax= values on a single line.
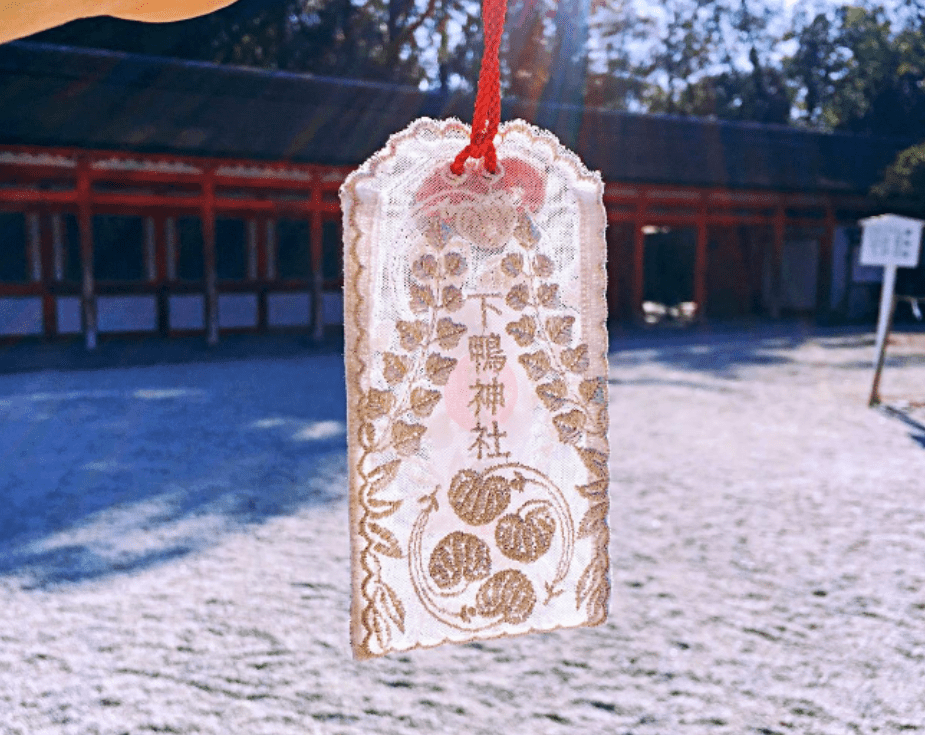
xmin=0 ymin=41 xmax=911 ymax=194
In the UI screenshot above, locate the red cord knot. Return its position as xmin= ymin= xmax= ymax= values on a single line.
xmin=451 ymin=0 xmax=507 ymax=176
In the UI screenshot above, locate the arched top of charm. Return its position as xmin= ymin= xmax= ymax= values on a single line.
xmin=340 ymin=117 xmax=603 ymax=205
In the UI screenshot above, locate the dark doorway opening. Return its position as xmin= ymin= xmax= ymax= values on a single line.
xmin=642 ymin=226 xmax=697 ymax=324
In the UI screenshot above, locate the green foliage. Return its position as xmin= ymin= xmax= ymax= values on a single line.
xmin=872 ymin=141 xmax=925 ymax=216
xmin=25 ymin=0 xmax=925 ymax=136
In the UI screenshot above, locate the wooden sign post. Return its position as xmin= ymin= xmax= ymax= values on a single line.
xmin=860 ymin=214 xmax=924 ymax=406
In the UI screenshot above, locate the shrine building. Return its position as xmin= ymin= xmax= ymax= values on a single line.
xmin=0 ymin=42 xmax=912 ymax=346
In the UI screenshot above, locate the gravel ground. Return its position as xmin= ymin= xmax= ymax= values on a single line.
xmin=1 ymin=326 xmax=924 ymax=735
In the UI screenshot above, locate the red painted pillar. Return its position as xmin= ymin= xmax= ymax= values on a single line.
xmin=771 ymin=201 xmax=785 ymax=319
xmin=37 ymin=209 xmax=57 ymax=339
xmin=631 ymin=200 xmax=646 ymax=322
xmin=310 ymin=185 xmax=324 ymax=340
xmin=817 ymin=200 xmax=836 ymax=321
xmin=76 ymin=158 xmax=96 ymax=350
xmin=694 ymin=196 xmax=708 ymax=321
xmin=201 ymin=170 xmax=219 ymax=345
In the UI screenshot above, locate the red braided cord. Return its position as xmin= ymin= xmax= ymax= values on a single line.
xmin=450 ymin=0 xmax=508 ymax=175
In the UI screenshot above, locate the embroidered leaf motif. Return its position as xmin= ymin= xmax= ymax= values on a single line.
xmin=552 ymin=409 xmax=586 ymax=445
xmin=410 ymin=387 xmax=442 ymax=418
xmin=579 ymin=376 xmax=608 ymax=406
xmin=424 ymin=217 xmax=453 ymax=249
xmin=533 ymin=254 xmax=554 ymax=278
xmin=367 ymin=459 xmax=402 ymax=499
xmin=436 ymin=318 xmax=467 ymax=350
xmin=396 ymin=320 xmax=427 ymax=351
xmin=444 ymin=251 xmax=467 ymax=277
xmin=363 ymin=599 xmax=391 ymax=652
xmin=409 ymin=281 xmax=434 ymax=313
xmin=545 ymin=315 xmax=574 ymax=346
xmin=576 ymin=479 xmax=608 ymax=500
xmin=513 ymin=211 xmax=540 ymax=249
xmin=518 ymin=350 xmax=550 ymax=380
xmin=577 ymin=499 xmax=608 ymax=539
xmin=412 ymin=254 xmax=439 ymax=280
xmin=506 ymin=315 xmax=536 ymax=347
xmin=368 ymin=521 xmax=403 ymax=558
xmin=442 ymin=285 xmax=464 ymax=312
xmin=536 ymin=379 xmax=567 ymax=411
xmin=362 ymin=388 xmax=394 ymax=419
xmin=578 ymin=447 xmax=608 ymax=480
xmin=501 ymin=252 xmax=523 ymax=277
xmin=426 ymin=353 xmax=457 ymax=386
xmin=382 ymin=353 xmax=409 ymax=385
xmin=392 ymin=421 xmax=426 ymax=456
xmin=378 ymin=582 xmax=406 ymax=632
xmin=358 ymin=422 xmax=375 ymax=450
xmin=505 ymin=283 xmax=530 ymax=311
xmin=593 ymin=406 xmax=608 ymax=435
xmin=561 ymin=343 xmax=590 ymax=373
xmin=537 ymin=283 xmax=559 ymax=308
xmin=576 ymin=555 xmax=609 ymax=623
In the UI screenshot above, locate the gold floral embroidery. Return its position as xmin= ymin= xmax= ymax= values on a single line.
xmin=429 ymin=531 xmax=492 ymax=589
xmin=343 ymin=119 xmax=609 ymax=658
xmin=495 ymin=504 xmax=556 ymax=563
xmin=474 ymin=569 xmax=536 ymax=625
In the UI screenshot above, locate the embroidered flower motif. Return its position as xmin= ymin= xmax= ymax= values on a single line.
xmin=533 ymin=254 xmax=554 ymax=278
xmin=444 ymin=251 xmax=468 ymax=277
xmin=475 ymin=569 xmax=536 ymax=624
xmin=429 ymin=531 xmax=492 ymax=589
xmin=505 ymin=315 xmax=536 ymax=347
xmin=495 ymin=505 xmax=556 ymax=563
xmin=442 ymin=285 xmax=464 ymax=312
xmin=501 ymin=252 xmax=524 ymax=278
xmin=505 ymin=283 xmax=530 ymax=311
xmin=448 ymin=469 xmax=512 ymax=526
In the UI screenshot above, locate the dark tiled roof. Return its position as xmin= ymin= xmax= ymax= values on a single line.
xmin=0 ymin=41 xmax=911 ymax=193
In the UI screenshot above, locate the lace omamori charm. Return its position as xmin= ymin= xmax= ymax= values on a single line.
xmin=341 ymin=118 xmax=610 ymax=659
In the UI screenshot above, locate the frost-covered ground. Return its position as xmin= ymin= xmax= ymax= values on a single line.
xmin=1 ymin=326 xmax=924 ymax=735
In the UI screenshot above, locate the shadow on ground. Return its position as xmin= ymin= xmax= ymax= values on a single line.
xmin=0 ymin=352 xmax=348 ymax=588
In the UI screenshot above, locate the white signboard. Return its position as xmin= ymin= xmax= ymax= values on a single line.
xmin=859 ymin=214 xmax=923 ymax=268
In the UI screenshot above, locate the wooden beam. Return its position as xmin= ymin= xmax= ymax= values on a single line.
xmin=77 ymin=158 xmax=96 ymax=350
xmin=201 ymin=169 xmax=219 ymax=346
